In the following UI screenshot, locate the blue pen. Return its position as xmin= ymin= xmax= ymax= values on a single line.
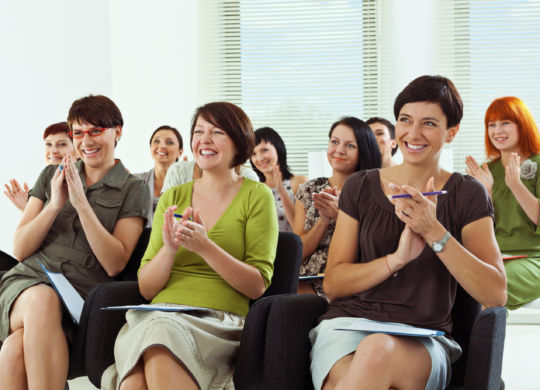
xmin=390 ymin=190 xmax=447 ymax=199
xmin=174 ymin=213 xmax=192 ymax=220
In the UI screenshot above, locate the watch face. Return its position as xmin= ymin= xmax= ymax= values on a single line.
xmin=433 ymin=243 xmax=442 ymax=252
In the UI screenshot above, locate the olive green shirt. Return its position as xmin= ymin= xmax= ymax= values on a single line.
xmin=0 ymin=160 xmax=149 ymax=341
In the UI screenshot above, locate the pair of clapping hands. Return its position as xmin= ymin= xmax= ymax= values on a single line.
xmin=387 ymin=178 xmax=445 ymax=272
xmin=50 ymin=155 xmax=88 ymax=212
xmin=312 ymin=186 xmax=340 ymax=224
xmin=162 ymin=206 xmax=208 ymax=254
xmin=465 ymin=153 xmax=522 ymax=194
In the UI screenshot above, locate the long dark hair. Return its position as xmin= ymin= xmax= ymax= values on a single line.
xmin=251 ymin=127 xmax=293 ymax=182
xmin=329 ymin=117 xmax=381 ymax=171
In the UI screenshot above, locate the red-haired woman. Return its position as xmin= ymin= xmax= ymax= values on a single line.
xmin=466 ymin=96 xmax=540 ymax=310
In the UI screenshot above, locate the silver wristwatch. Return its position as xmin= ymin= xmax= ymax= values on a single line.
xmin=432 ymin=231 xmax=451 ymax=253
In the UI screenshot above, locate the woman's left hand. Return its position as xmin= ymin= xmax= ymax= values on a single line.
xmin=505 ymin=152 xmax=522 ymax=190
xmin=63 ymin=155 xmax=89 ymax=211
xmin=176 ymin=207 xmax=211 ymax=254
xmin=389 ymin=178 xmax=441 ymax=240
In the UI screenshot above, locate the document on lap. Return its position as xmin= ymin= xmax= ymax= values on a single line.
xmin=39 ymin=261 xmax=84 ymax=324
xmin=102 ymin=304 xmax=214 ymax=312
xmin=335 ymin=318 xmax=444 ymax=337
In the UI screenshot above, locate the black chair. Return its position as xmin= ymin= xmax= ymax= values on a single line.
xmin=84 ymin=231 xmax=303 ymax=388
xmin=68 ymin=227 xmax=152 ymax=379
xmin=233 ymin=285 xmax=507 ymax=390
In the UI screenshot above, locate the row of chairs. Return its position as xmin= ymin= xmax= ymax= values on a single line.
xmin=1 ymin=229 xmax=506 ymax=389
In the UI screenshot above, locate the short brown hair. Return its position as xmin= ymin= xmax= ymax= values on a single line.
xmin=485 ymin=96 xmax=540 ymax=160
xmin=67 ymin=95 xmax=123 ymax=130
xmin=43 ymin=122 xmax=70 ymax=140
xmin=190 ymin=102 xmax=254 ymax=167
xmin=394 ymin=75 xmax=463 ymax=128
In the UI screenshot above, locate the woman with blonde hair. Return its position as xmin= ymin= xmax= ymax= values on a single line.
xmin=466 ymin=96 xmax=540 ymax=310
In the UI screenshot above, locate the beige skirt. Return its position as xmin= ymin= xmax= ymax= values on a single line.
xmin=101 ymin=304 xmax=245 ymax=390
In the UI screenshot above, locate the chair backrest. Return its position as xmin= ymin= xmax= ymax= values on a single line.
xmin=261 ymin=231 xmax=303 ymax=298
xmin=115 ymin=227 xmax=152 ymax=281
xmin=449 ymin=283 xmax=481 ymax=386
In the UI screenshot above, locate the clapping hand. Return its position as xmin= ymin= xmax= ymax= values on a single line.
xmin=3 ymin=179 xmax=30 ymax=211
xmin=312 ymin=185 xmax=340 ymax=223
xmin=505 ymin=152 xmax=522 ymax=190
xmin=176 ymin=206 xmax=210 ymax=254
xmin=465 ymin=155 xmax=493 ymax=194
xmin=63 ymin=155 xmax=89 ymax=211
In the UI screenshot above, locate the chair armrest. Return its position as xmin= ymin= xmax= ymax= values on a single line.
xmin=234 ymin=294 xmax=328 ymax=390
xmin=84 ymin=281 xmax=147 ymax=388
xmin=464 ymin=306 xmax=507 ymax=390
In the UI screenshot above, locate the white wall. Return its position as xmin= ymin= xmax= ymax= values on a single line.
xmin=0 ymin=0 xmax=198 ymax=253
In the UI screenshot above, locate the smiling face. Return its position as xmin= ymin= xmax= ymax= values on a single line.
xmin=327 ymin=124 xmax=359 ymax=174
xmin=44 ymin=133 xmax=76 ymax=165
xmin=369 ymin=121 xmax=396 ymax=158
xmin=72 ymin=121 xmax=120 ymax=170
xmin=150 ymin=129 xmax=183 ymax=165
xmin=487 ymin=119 xmax=520 ymax=154
xmin=396 ymin=101 xmax=458 ymax=166
xmin=192 ymin=116 xmax=236 ymax=171
xmin=251 ymin=141 xmax=279 ymax=174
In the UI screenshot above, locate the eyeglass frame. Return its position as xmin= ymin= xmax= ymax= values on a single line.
xmin=68 ymin=127 xmax=111 ymax=139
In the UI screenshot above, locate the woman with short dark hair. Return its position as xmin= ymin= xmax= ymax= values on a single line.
xmin=0 ymin=95 xmax=149 ymax=389
xmin=250 ymin=127 xmax=307 ymax=231
xmin=310 ymin=76 xmax=506 ymax=390
xmin=103 ymin=102 xmax=278 ymax=390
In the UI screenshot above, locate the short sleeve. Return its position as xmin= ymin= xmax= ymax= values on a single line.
xmin=239 ymin=165 xmax=260 ymax=182
xmin=244 ymin=183 xmax=278 ymax=287
xmin=339 ymin=170 xmax=371 ymax=221
xmin=28 ymin=165 xmax=57 ymax=202
xmin=455 ymin=175 xmax=494 ymax=228
xmin=117 ymin=177 xmax=151 ymax=222
xmin=162 ymin=161 xmax=195 ymax=193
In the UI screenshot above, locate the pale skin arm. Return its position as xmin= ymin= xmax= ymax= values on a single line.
xmin=13 ymin=166 xmax=68 ymax=260
xmin=324 ymin=180 xmax=507 ymax=308
xmin=390 ymin=182 xmax=507 ymax=307
xmin=62 ymin=156 xmax=144 ymax=276
xmin=139 ymin=206 xmax=267 ymax=301
xmin=279 ymin=174 xmax=307 ymax=228
xmin=505 ymin=153 xmax=539 ymax=225
xmin=293 ymin=198 xmax=330 ymax=260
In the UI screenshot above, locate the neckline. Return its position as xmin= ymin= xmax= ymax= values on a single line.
xmin=188 ymin=177 xmax=246 ymax=233
xmin=371 ymin=169 xmax=457 ymax=213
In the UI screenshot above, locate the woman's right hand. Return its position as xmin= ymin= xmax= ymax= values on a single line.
xmin=465 ymin=156 xmax=493 ymax=194
xmin=3 ymin=179 xmax=29 ymax=211
xmin=49 ymin=164 xmax=68 ymax=211
xmin=390 ymin=225 xmax=426 ymax=272
xmin=162 ymin=205 xmax=182 ymax=254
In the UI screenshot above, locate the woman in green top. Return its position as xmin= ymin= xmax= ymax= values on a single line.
xmin=466 ymin=96 xmax=540 ymax=310
xmin=0 ymin=95 xmax=149 ymax=389
xmin=103 ymin=102 xmax=278 ymax=390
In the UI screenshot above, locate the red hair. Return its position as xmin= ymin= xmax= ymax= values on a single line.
xmin=43 ymin=122 xmax=70 ymax=140
xmin=484 ymin=96 xmax=540 ymax=160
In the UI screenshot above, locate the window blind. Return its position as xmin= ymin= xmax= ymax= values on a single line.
xmin=198 ymin=0 xmax=379 ymax=175
xmin=435 ymin=0 xmax=540 ymax=172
